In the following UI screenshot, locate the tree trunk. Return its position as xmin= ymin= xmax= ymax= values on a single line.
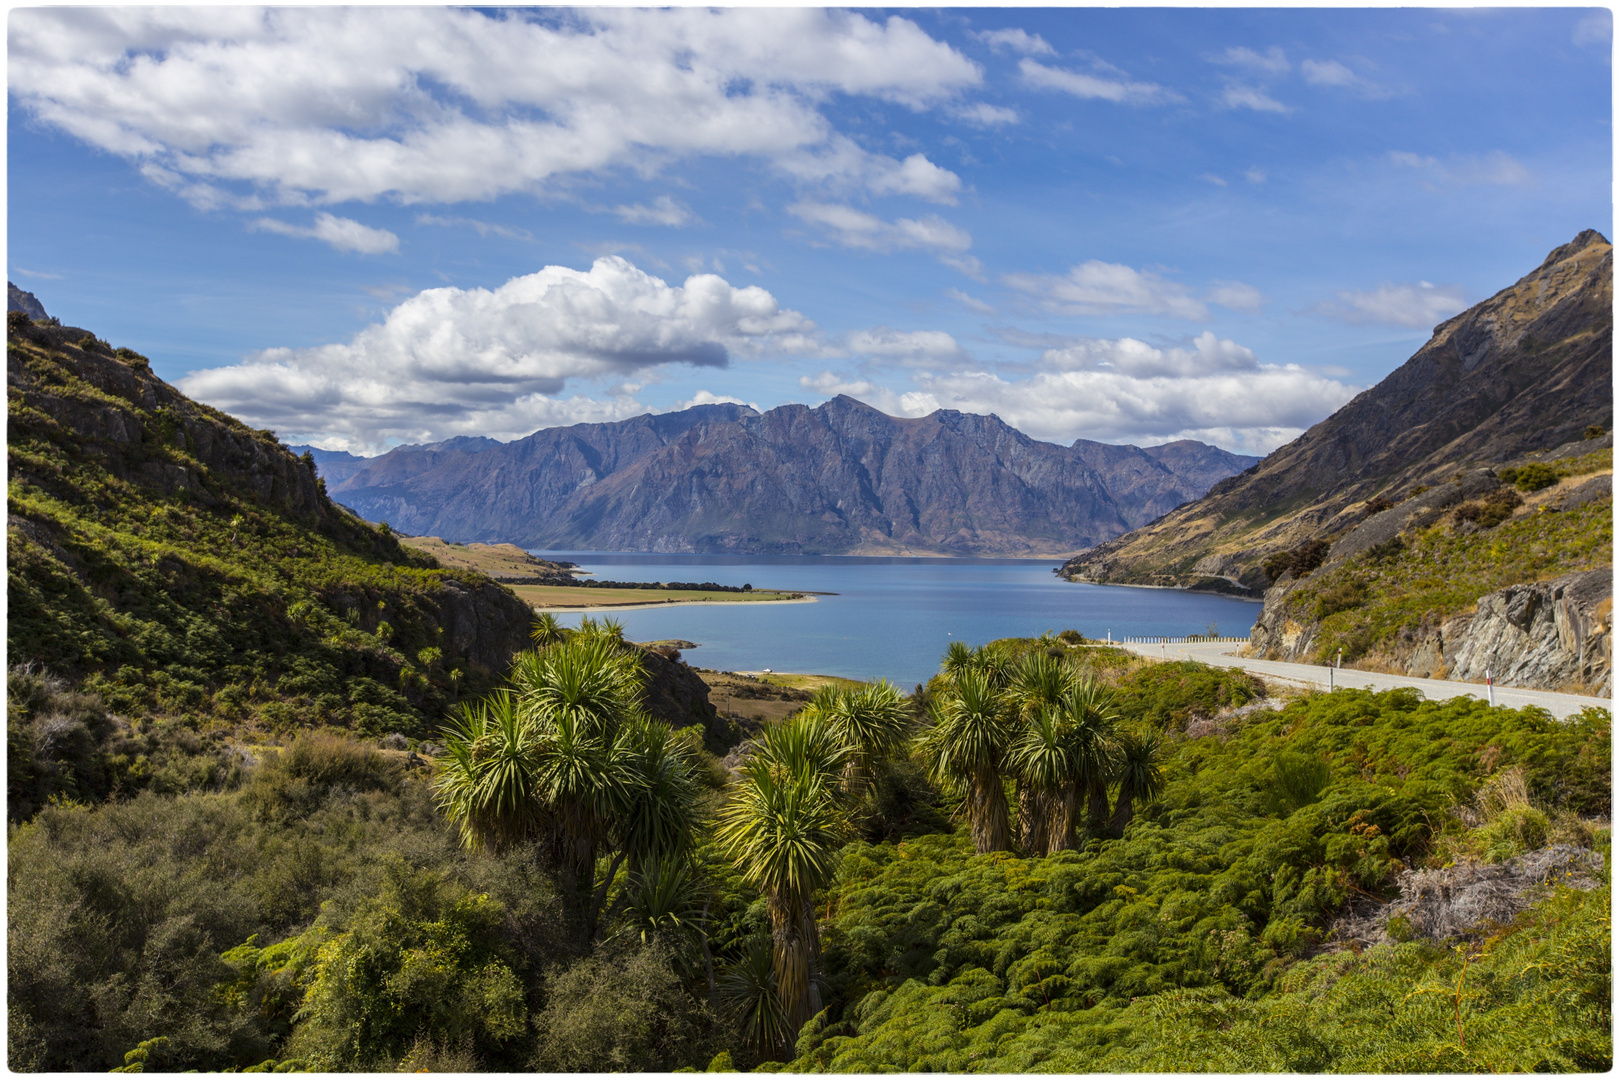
xmin=1085 ymin=773 xmax=1110 ymax=839
xmin=1046 ymin=787 xmax=1078 ymax=854
xmin=1018 ymin=782 xmax=1046 ymax=855
xmin=769 ymin=891 xmax=813 ymax=1059
xmin=969 ymin=766 xmax=1012 ymax=853
xmin=1106 ymin=777 xmax=1136 ymax=839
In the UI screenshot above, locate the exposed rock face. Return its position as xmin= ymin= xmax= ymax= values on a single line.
xmin=327 ymin=396 xmax=1258 ymax=556
xmin=8 ymin=282 xmax=48 ymax=320
xmin=1442 ymin=570 xmax=1612 ymax=696
xmin=1250 ymin=564 xmax=1613 ymax=697
xmin=633 ymin=645 xmax=721 ymax=741
xmin=1331 ymin=845 xmax=1604 ymax=950
xmin=1061 ymin=231 xmax=1614 ymax=590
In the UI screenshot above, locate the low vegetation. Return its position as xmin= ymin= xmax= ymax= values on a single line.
xmin=1282 ymin=490 xmax=1611 ymax=664
xmin=11 ymin=624 xmax=1609 ymax=1072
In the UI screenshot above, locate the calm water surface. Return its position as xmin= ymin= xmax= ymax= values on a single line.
xmin=531 ymin=551 xmax=1259 ymax=688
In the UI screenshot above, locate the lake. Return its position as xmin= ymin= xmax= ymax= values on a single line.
xmin=530 ymin=551 xmax=1260 ymax=689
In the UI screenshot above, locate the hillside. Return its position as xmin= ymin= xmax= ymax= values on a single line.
xmin=6 ymin=312 xmax=551 ymax=752
xmin=324 ymin=397 xmax=1258 ymax=556
xmin=1061 ymin=230 xmax=1613 ymax=592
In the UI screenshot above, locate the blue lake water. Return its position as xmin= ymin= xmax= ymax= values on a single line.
xmin=530 ymin=551 xmax=1260 ymax=689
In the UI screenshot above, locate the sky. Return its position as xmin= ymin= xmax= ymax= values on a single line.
xmin=7 ymin=6 xmax=1613 ymax=457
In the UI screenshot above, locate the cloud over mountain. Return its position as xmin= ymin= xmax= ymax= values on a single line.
xmin=178 ymin=257 xmax=817 ymax=453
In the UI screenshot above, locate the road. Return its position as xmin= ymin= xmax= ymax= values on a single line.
xmin=1120 ymin=640 xmax=1612 ymax=720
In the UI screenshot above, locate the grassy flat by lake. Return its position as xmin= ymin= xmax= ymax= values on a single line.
xmin=509 ymin=583 xmax=806 ymax=609
xmin=399 ymin=535 xmax=573 ymax=578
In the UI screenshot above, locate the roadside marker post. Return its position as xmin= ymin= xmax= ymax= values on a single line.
xmin=1486 ymin=671 xmax=1494 ymax=707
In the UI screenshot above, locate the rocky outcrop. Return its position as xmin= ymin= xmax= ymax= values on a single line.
xmin=1441 ymin=570 xmax=1612 ymax=696
xmin=326 ymin=396 xmax=1258 ymax=556
xmin=8 ymin=282 xmax=48 ymax=321
xmin=1061 ymin=230 xmax=1614 ymax=589
xmin=1331 ymin=845 xmax=1604 ymax=950
xmin=1250 ymin=565 xmax=1613 ymax=697
xmin=633 ymin=645 xmax=722 ymax=742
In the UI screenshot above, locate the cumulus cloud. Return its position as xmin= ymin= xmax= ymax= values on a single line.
xmin=177 ymin=256 xmax=818 ymax=453
xmin=1003 ymin=261 xmax=1209 ymax=320
xmin=1317 ymin=281 xmax=1469 ymax=329
xmin=1301 ymin=59 xmax=1356 ymax=87
xmin=788 ymin=202 xmax=976 ymax=270
xmin=671 ymin=389 xmax=756 ymax=411
xmin=1244 ymin=166 xmax=1267 ymax=184
xmin=1573 ymin=10 xmax=1611 ymax=46
xmin=807 ymin=331 xmax=1358 ymax=454
xmin=1389 ymin=150 xmax=1531 ymax=187
xmin=972 ymin=28 xmax=1056 ymax=56
xmin=1018 ymin=59 xmax=1179 ymax=105
xmin=9 ymin=8 xmax=977 ymax=207
xmin=252 ymin=213 xmax=399 ymax=254
xmin=846 ymin=326 xmax=968 ymax=366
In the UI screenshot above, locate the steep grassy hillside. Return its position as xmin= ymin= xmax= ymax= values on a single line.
xmin=7 ymin=313 xmax=535 ymax=771
xmin=1063 ymin=231 xmax=1612 ymax=592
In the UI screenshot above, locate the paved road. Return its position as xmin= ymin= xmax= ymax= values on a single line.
xmin=1120 ymin=640 xmax=1612 ymax=720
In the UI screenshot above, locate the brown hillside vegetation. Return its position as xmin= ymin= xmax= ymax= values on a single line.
xmin=1062 ymin=230 xmax=1613 ymax=592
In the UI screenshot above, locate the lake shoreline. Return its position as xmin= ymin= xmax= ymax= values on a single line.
xmin=527 ymin=595 xmax=819 ymax=613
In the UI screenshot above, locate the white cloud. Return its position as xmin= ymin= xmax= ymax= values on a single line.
xmin=1317 ymin=281 xmax=1468 ymax=329
xmin=1212 ymin=46 xmax=1290 ymax=75
xmin=9 ymin=8 xmax=978 ymax=207
xmin=613 ymin=196 xmax=693 ymax=227
xmin=252 ymin=212 xmax=399 ymax=254
xmin=671 ymin=389 xmax=756 ymax=411
xmin=13 ymin=268 xmax=63 ymax=280
xmin=1220 ymin=84 xmax=1290 ymax=113
xmin=914 ymin=338 xmax=1356 ymax=454
xmin=788 ymin=202 xmax=976 ymax=271
xmin=177 ymin=256 xmax=818 ymax=453
xmin=1003 ymin=260 xmax=1208 ymax=320
xmin=803 ymin=330 xmax=1360 ymax=453
xmin=1199 ymin=173 xmax=1228 ymax=187
xmin=946 ymin=288 xmax=996 ymax=314
xmin=1019 ymin=59 xmax=1179 ymax=106
xmin=1573 ymin=11 xmax=1612 ymax=46
xmin=950 ymin=102 xmax=1020 ymax=127
xmin=846 ymin=326 xmax=967 ymax=366
xmin=1206 ymin=281 xmax=1265 ymax=313
xmin=972 ymin=28 xmax=1055 ymax=56
xmin=1244 ymin=166 xmax=1267 ymax=184
xmin=415 ymin=214 xmax=534 ymax=241
xmin=1389 ymin=149 xmax=1531 ymax=187
xmin=1301 ymin=59 xmax=1356 ymax=87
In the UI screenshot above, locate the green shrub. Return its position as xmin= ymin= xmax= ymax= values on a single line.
xmin=1313 ymin=578 xmax=1368 ymax=619
xmin=1499 ymin=462 xmax=1560 ymax=492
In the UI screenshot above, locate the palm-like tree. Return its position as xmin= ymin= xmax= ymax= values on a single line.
xmin=435 ymin=637 xmax=692 ymax=938
xmin=916 ymin=667 xmax=1015 ymax=854
xmin=717 ymin=710 xmax=851 ymax=1056
xmin=807 ymin=680 xmax=911 ymax=796
xmin=530 ymin=611 xmax=569 ymax=647
xmin=1005 ymin=653 xmax=1077 ymax=852
xmin=1105 ymin=727 xmax=1167 ymax=838
xmin=1062 ymin=678 xmax=1122 ymax=839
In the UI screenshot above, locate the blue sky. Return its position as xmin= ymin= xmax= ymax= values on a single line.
xmin=8 ymin=6 xmax=1612 ymax=456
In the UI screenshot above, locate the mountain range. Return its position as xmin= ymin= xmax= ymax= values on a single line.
xmin=1061 ymin=229 xmax=1614 ymax=592
xmin=310 ymin=400 xmax=1258 ymax=557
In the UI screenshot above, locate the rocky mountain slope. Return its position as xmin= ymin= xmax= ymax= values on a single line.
xmin=1061 ymin=230 xmax=1613 ymax=592
xmin=325 ymin=397 xmax=1257 ymax=556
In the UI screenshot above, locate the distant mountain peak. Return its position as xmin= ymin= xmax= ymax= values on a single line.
xmin=8 ymin=282 xmax=48 ymax=321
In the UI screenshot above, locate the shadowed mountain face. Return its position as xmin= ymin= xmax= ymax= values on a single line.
xmin=326 ymin=399 xmax=1258 ymax=556
xmin=1062 ymin=230 xmax=1614 ymax=589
